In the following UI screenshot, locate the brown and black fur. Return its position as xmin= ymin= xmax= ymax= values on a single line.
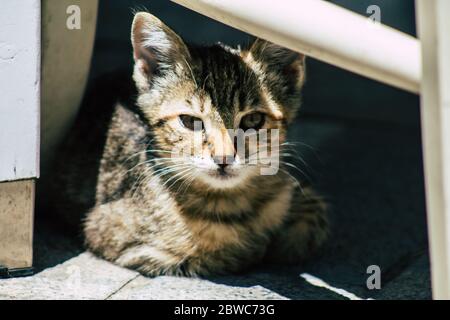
xmin=48 ymin=12 xmax=328 ymax=276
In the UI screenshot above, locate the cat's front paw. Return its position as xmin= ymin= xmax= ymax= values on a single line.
xmin=114 ymin=245 xmax=202 ymax=277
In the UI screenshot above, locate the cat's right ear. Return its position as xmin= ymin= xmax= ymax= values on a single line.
xmin=131 ymin=12 xmax=190 ymax=91
xmin=248 ymin=39 xmax=306 ymax=89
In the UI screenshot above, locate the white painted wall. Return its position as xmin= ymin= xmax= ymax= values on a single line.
xmin=0 ymin=0 xmax=40 ymax=182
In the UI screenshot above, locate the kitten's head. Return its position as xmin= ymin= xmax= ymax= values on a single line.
xmin=131 ymin=12 xmax=305 ymax=190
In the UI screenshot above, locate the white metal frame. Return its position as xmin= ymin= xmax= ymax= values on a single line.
xmin=417 ymin=0 xmax=450 ymax=299
xmin=172 ymin=0 xmax=421 ymax=93
xmin=171 ymin=0 xmax=450 ymax=299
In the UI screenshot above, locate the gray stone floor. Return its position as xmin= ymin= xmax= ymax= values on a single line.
xmin=0 ymin=117 xmax=431 ymax=300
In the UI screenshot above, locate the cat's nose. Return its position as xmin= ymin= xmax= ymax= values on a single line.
xmin=216 ymin=163 xmax=228 ymax=175
xmin=213 ymin=155 xmax=233 ymax=174
xmin=213 ymin=155 xmax=234 ymax=165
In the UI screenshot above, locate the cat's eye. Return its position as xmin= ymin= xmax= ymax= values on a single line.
xmin=240 ymin=112 xmax=266 ymax=130
xmin=179 ymin=115 xmax=203 ymax=131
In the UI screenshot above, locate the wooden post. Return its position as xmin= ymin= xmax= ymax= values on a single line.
xmin=0 ymin=0 xmax=40 ymax=272
xmin=0 ymin=181 xmax=35 ymax=269
xmin=417 ymin=0 xmax=450 ymax=299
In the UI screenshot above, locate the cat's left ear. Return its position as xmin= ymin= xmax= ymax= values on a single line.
xmin=131 ymin=12 xmax=191 ymax=91
xmin=249 ymin=39 xmax=306 ymax=88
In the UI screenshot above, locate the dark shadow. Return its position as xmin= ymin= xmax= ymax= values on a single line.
xmin=32 ymin=215 xmax=84 ymax=273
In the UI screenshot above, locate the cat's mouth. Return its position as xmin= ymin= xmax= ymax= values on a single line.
xmin=206 ymin=164 xmax=236 ymax=179
xmin=197 ymin=166 xmax=247 ymax=189
xmin=211 ymin=170 xmax=236 ymax=180
xmin=190 ymin=157 xmax=253 ymax=188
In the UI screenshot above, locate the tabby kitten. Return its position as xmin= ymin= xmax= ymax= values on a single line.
xmin=53 ymin=12 xmax=328 ymax=276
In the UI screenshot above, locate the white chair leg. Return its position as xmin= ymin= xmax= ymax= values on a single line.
xmin=417 ymin=0 xmax=450 ymax=300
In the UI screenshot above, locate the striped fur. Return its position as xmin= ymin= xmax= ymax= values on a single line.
xmin=50 ymin=12 xmax=328 ymax=276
